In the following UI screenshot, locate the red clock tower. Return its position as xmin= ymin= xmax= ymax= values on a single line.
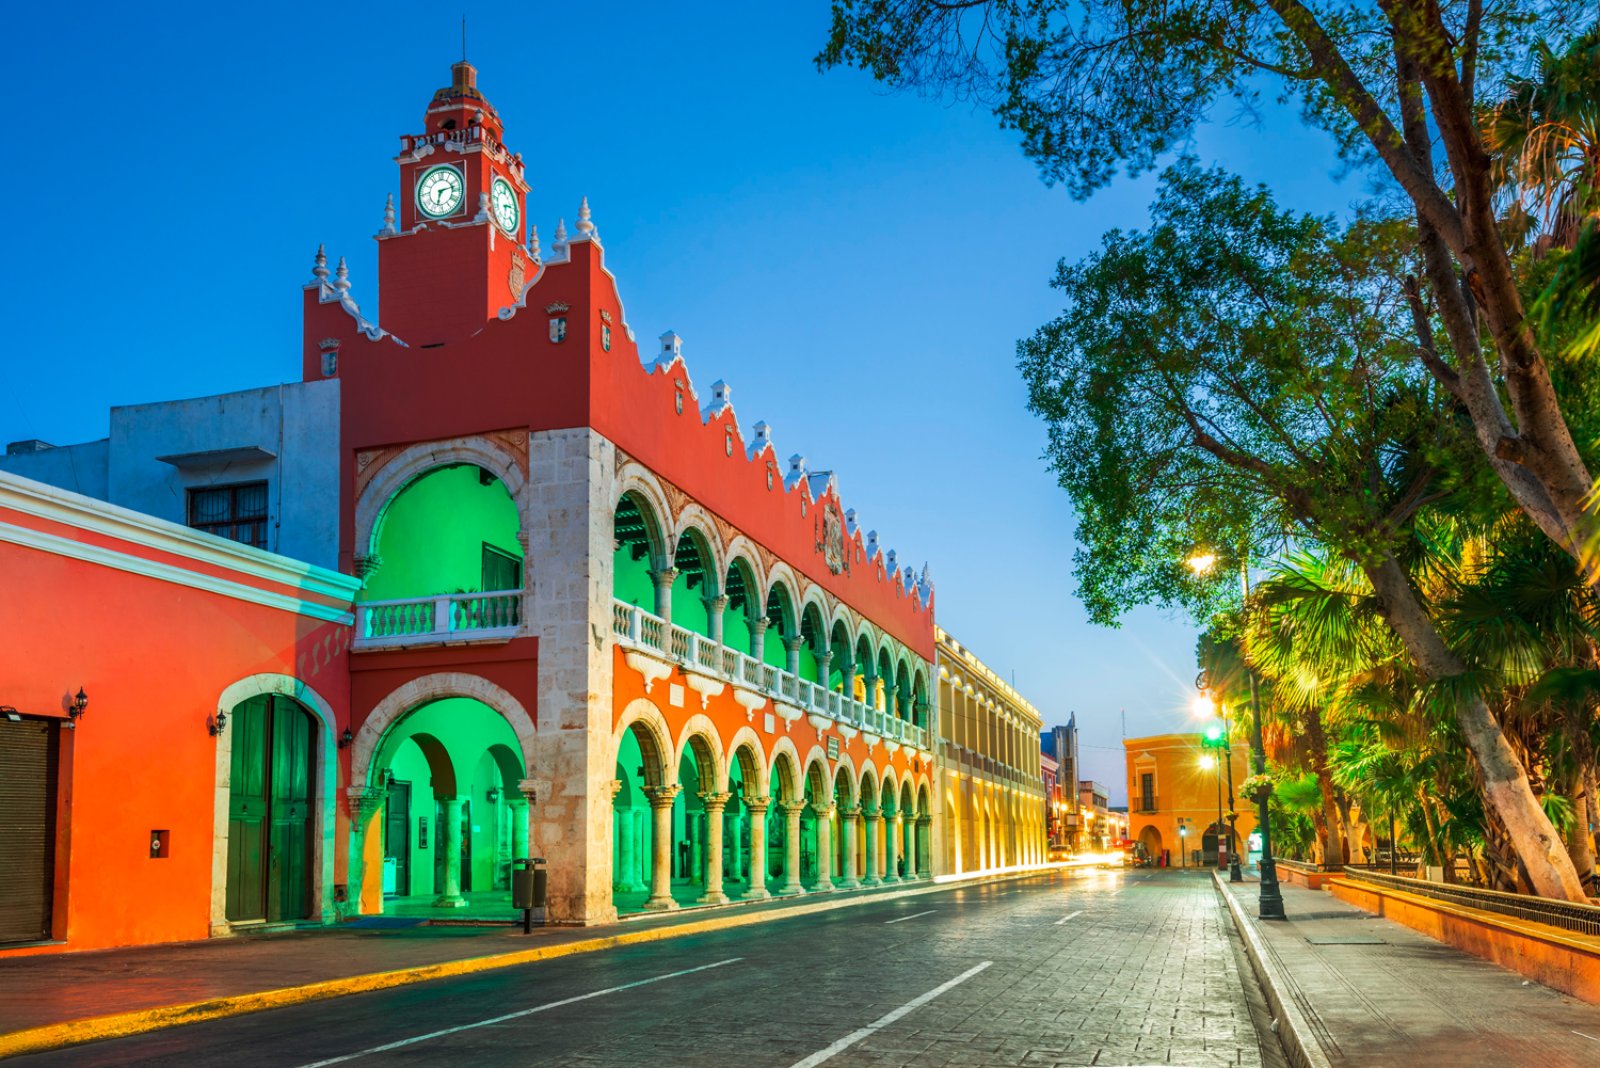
xmin=377 ymin=62 xmax=535 ymax=346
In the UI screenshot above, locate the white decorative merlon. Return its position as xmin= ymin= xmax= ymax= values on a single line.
xmin=700 ymin=379 xmax=732 ymax=419
xmin=573 ymin=196 xmax=598 ymax=241
xmin=919 ymin=563 xmax=933 ymax=600
xmin=333 ymin=257 xmax=351 ymax=296
xmin=683 ymin=672 xmax=726 ymax=709
xmin=885 ymin=548 xmax=897 ymax=576
xmin=748 ymin=421 xmax=774 ymax=461
xmin=807 ymin=471 xmax=835 ymax=501
xmin=311 ymin=244 xmax=329 ymax=285
xmin=785 ymin=454 xmax=806 ymax=492
xmin=660 ymin=330 xmax=683 ymax=365
xmin=549 ymin=218 xmax=570 ymax=262
xmin=846 ymin=509 xmax=858 ymax=536
xmin=379 ymin=194 xmax=397 ymax=236
xmin=866 ymin=530 xmax=880 ymax=561
xmin=528 ymin=224 xmax=541 ymax=261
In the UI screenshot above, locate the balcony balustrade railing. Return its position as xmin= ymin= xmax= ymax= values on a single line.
xmin=357 ymin=589 xmax=522 ymax=645
xmin=613 ymin=599 xmax=932 ymax=753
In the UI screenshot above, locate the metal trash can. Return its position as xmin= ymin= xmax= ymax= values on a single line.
xmin=512 ymin=857 xmax=547 ymax=932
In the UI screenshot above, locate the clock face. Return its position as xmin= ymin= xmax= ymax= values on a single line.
xmin=417 ymin=166 xmax=465 ymax=218
xmin=491 ymin=177 xmax=520 ymax=236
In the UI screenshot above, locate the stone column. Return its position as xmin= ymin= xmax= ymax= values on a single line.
xmin=877 ymin=808 xmax=896 ymax=883
xmin=744 ymin=796 xmax=771 ymax=899
xmin=812 ymin=802 xmax=835 ymax=889
xmin=649 ymin=567 xmax=678 ymax=622
xmin=917 ymin=816 xmax=933 ymax=877
xmin=864 ymin=673 xmax=880 ymax=712
xmin=862 ymin=802 xmax=881 ymax=886
xmin=818 ymin=650 xmax=834 ymax=690
xmin=643 ymin=785 xmax=681 ymax=910
xmin=343 ymin=787 xmax=386 ymax=916
xmin=606 ymin=780 xmax=627 ymax=891
xmin=903 ymin=814 xmax=918 ymax=879
xmin=889 ymin=812 xmax=905 ymax=880
xmin=784 ymin=635 xmax=803 ymax=678
xmin=750 ymin=617 xmax=770 ymax=659
xmin=704 ymin=594 xmax=727 ymax=646
xmin=697 ymin=792 xmax=731 ymax=904
xmin=838 ymin=805 xmax=861 ymax=889
xmin=434 ymin=797 xmax=467 ymax=907
xmin=779 ymin=800 xmax=806 ymax=895
xmin=837 ymin=656 xmax=854 ymax=696
xmin=629 ymin=810 xmax=648 ymax=890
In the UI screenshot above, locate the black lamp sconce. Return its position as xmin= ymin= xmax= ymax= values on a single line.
xmin=486 ymin=786 xmax=500 ymax=803
xmin=69 ymin=688 xmax=89 ymax=722
xmin=339 ymin=728 xmax=354 ymax=749
xmin=209 ymin=707 xmax=228 ymax=737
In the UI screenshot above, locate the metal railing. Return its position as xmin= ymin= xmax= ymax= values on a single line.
xmin=1342 ymin=867 xmax=1600 ymax=938
xmin=357 ymin=590 xmax=522 ymax=643
xmin=613 ymin=599 xmax=933 ymax=752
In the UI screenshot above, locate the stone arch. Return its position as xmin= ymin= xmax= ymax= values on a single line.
xmin=672 ymin=504 xmax=725 ymax=582
xmin=353 ymin=673 xmax=535 ymax=792
xmin=356 ymin=435 xmax=528 ymax=565
xmin=404 ymin=731 xmax=460 ymax=798
xmin=766 ymin=736 xmax=804 ymax=801
xmin=858 ymin=763 xmax=881 ymax=809
xmin=721 ymin=534 xmax=766 ymax=592
xmin=764 ymin=563 xmax=803 ymax=634
xmin=673 ymin=713 xmax=726 ymax=791
xmin=832 ymin=757 xmax=859 ymax=806
xmin=797 ymin=583 xmax=831 ymax=638
xmin=879 ymin=765 xmax=901 ymax=812
xmin=615 ymin=488 xmax=670 ymax=577
xmin=800 ymin=747 xmax=832 ymax=801
xmin=764 ymin=575 xmax=799 ymax=640
xmin=614 ymin=697 xmax=673 ymax=787
xmin=485 ymin=742 xmax=524 ymax=793
xmin=725 ymin=725 xmax=769 ymax=798
xmin=210 ymin=673 xmax=340 ymax=933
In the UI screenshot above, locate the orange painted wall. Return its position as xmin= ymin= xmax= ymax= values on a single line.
xmin=0 ymin=534 xmax=351 ymax=956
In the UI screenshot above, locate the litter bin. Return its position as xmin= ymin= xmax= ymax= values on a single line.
xmin=512 ymin=857 xmax=547 ymax=932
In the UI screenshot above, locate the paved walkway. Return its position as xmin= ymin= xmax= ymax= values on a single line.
xmin=1220 ymin=876 xmax=1600 ymax=1067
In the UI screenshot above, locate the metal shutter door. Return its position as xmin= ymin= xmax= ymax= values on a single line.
xmin=0 ymin=716 xmax=60 ymax=944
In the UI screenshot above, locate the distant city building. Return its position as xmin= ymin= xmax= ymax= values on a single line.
xmin=1124 ymin=733 xmax=1256 ymax=869
xmin=936 ymin=628 xmax=1047 ymax=873
xmin=1040 ymin=719 xmax=1082 ymax=850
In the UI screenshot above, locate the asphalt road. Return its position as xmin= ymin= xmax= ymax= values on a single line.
xmin=19 ymin=869 xmax=1274 ymax=1068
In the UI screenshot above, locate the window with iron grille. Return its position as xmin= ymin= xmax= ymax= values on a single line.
xmin=187 ymin=482 xmax=269 ymax=549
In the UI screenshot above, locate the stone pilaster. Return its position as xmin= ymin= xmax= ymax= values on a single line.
xmin=434 ymin=797 xmax=467 ymax=907
xmin=697 ymin=791 xmax=732 ymax=904
xmin=778 ymin=800 xmax=807 ymax=896
xmin=838 ymin=804 xmax=861 ymax=889
xmin=744 ymin=795 xmax=772 ymax=899
xmin=812 ymin=802 xmax=835 ymax=890
xmin=642 ymin=785 xmax=681 ymax=910
xmin=704 ymin=594 xmax=727 ymax=646
xmin=649 ymin=566 xmax=678 ymax=621
xmin=861 ymin=801 xmax=881 ymax=886
xmin=343 ymin=786 xmax=386 ymax=916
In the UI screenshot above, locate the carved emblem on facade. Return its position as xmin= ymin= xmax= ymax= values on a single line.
xmin=544 ymin=301 xmax=571 ymax=314
xmin=550 ymin=316 xmax=567 ymax=343
xmin=822 ymin=504 xmax=845 ymax=575
xmin=509 ymin=256 xmax=526 ymax=300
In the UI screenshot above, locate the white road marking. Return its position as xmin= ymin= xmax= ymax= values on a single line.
xmin=1574 ymin=1030 xmax=1599 ymax=1041
xmin=884 ymin=909 xmax=937 ymax=924
xmin=294 ymin=957 xmax=743 ymax=1067
xmin=786 ymin=961 xmax=994 ymax=1068
xmin=1053 ymin=910 xmax=1083 ymax=926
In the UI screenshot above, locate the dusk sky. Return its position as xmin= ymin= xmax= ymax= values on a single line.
xmin=2 ymin=2 xmax=1358 ymax=798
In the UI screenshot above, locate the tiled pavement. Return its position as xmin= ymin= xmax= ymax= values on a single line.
xmin=1220 ymin=876 xmax=1600 ymax=1068
xmin=15 ymin=868 xmax=1279 ymax=1067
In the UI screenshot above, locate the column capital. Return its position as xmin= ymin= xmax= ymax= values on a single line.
xmin=810 ymin=801 xmax=836 ymax=819
xmin=915 ymin=814 xmax=932 ymax=826
xmin=783 ymin=634 xmax=804 ymax=653
xmin=778 ymin=799 xmax=809 ymax=817
xmin=862 ymin=801 xmax=881 ymax=819
xmin=649 ymin=566 xmax=679 ymax=587
xmin=697 ymin=790 xmax=733 ymax=811
xmin=744 ymin=794 xmax=773 ymax=814
xmin=344 ymin=786 xmax=386 ymax=817
xmin=517 ymin=778 xmax=538 ymax=803
xmin=703 ymin=594 xmax=728 ymax=611
xmin=839 ymin=803 xmax=861 ymax=818
xmin=606 ymin=778 xmax=623 ymax=801
xmin=643 ymin=784 xmax=682 ymax=808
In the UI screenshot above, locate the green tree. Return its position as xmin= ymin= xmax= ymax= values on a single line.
xmin=1017 ymin=162 xmax=1587 ymax=898
xmin=819 ymin=2 xmax=1600 ymax=589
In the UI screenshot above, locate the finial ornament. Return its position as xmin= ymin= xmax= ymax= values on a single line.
xmin=551 ymin=218 xmax=570 ymax=259
xmin=381 ymin=193 xmax=397 ymax=235
xmin=334 ymin=256 xmax=351 ymax=294
xmin=528 ymin=224 xmax=540 ymax=259
xmin=575 ymin=196 xmax=595 ymax=237
xmin=312 ymin=244 xmax=329 ymax=282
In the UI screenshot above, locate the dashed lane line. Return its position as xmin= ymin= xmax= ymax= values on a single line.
xmin=1053 ymin=911 xmax=1084 ymax=926
xmin=884 ymin=910 xmax=937 ymax=924
xmin=786 ymin=961 xmax=994 ymax=1068
xmin=292 ymin=958 xmax=743 ymax=1068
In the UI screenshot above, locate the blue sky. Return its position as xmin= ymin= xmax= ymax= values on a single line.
xmin=1 ymin=3 xmax=1357 ymax=798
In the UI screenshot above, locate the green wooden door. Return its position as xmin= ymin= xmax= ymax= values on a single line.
xmin=225 ymin=696 xmax=315 ymax=924
xmin=226 ymin=697 xmax=269 ymax=922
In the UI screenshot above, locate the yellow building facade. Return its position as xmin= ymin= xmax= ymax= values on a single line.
xmin=1124 ymin=733 xmax=1257 ymax=869
xmin=935 ymin=628 xmax=1047 ymax=873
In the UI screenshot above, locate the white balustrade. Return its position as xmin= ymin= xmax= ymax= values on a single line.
xmin=357 ymin=590 xmax=522 ymax=645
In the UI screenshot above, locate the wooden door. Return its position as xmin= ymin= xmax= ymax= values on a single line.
xmin=226 ymin=697 xmax=269 ymax=922
xmin=267 ymin=702 xmax=313 ymax=922
xmin=226 ymin=696 xmax=315 ymax=923
xmin=384 ymin=780 xmax=411 ymax=896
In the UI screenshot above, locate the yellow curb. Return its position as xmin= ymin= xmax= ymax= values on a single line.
xmin=0 ymin=863 xmax=1086 ymax=1059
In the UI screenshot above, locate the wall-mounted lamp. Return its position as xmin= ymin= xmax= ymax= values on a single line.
xmin=487 ymin=786 xmax=500 ymax=803
xmin=339 ymin=728 xmax=354 ymax=749
xmin=70 ymin=688 xmax=89 ymax=721
xmin=209 ymin=708 xmax=228 ymax=737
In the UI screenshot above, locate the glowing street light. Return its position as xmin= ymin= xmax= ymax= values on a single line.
xmin=1191 ymin=693 xmax=1217 ymax=718
xmin=1199 ymin=755 xmax=1216 ymax=770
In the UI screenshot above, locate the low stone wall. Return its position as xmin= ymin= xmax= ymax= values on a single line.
xmin=1274 ymin=860 xmax=1340 ymax=891
xmin=1328 ymin=876 xmax=1600 ymax=1004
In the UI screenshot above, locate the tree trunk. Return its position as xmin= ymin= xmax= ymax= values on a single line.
xmin=1304 ymin=707 xmax=1347 ymax=867
xmin=1562 ymin=765 xmax=1597 ymax=893
xmin=1362 ymin=552 xmax=1588 ymax=901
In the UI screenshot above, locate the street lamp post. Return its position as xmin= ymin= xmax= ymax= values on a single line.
xmin=1222 ymin=706 xmax=1242 ymax=883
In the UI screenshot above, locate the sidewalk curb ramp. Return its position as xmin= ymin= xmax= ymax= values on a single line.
xmin=0 ymin=864 xmax=1076 ymax=1059
xmin=1213 ymin=872 xmax=1332 ymax=1068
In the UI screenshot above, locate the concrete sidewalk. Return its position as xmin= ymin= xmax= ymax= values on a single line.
xmin=0 ymin=865 xmax=1070 ymax=1056
xmin=1217 ymin=874 xmax=1600 ymax=1067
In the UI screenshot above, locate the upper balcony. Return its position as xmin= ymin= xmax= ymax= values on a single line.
xmin=354 ymin=461 xmax=526 ymax=651
xmin=612 ymin=599 xmax=933 ymax=754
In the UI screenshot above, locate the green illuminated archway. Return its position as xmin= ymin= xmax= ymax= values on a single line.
xmin=364 ymin=465 xmax=522 ymax=603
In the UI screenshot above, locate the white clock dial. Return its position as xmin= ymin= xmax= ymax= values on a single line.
xmin=417 ymin=166 xmax=465 ymax=218
xmin=491 ymin=177 xmax=520 ymax=236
